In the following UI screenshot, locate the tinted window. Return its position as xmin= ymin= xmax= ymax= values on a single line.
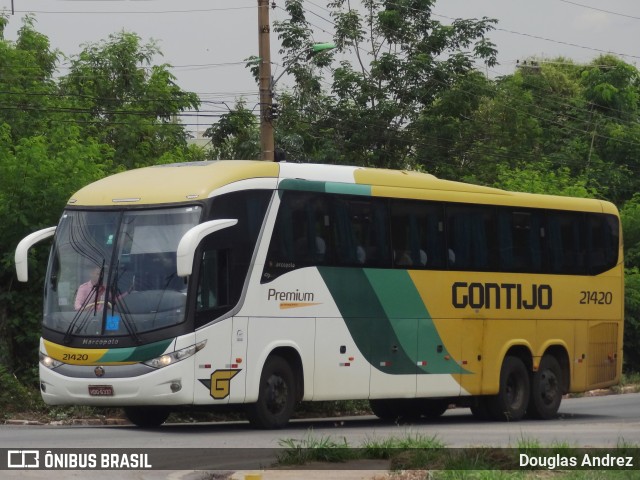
xmin=263 ymin=190 xmax=619 ymax=278
xmin=390 ymin=199 xmax=446 ymax=269
xmin=586 ymin=213 xmax=619 ymax=274
xmin=546 ymin=211 xmax=586 ymax=274
xmin=446 ymin=205 xmax=497 ymax=271
xmin=196 ymin=190 xmax=271 ymax=326
xmin=333 ymin=196 xmax=390 ymax=268
xmin=498 ymin=209 xmax=544 ymax=272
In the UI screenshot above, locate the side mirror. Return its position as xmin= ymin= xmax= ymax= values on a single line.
xmin=15 ymin=226 xmax=57 ymax=282
xmin=176 ymin=219 xmax=238 ymax=277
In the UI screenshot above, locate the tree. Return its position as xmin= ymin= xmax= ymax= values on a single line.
xmin=270 ymin=0 xmax=497 ymax=168
xmin=0 ymin=15 xmax=58 ymax=141
xmin=59 ymin=31 xmax=201 ymax=169
xmin=204 ymin=99 xmax=260 ymax=159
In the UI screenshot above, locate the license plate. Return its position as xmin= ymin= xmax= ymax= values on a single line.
xmin=88 ymin=385 xmax=114 ymax=396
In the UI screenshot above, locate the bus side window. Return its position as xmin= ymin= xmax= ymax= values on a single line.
xmin=332 ymin=196 xmax=390 ymax=268
xmin=390 ymin=199 xmax=445 ymax=269
xmin=446 ymin=205 xmax=497 ymax=271
xmin=498 ymin=209 xmax=543 ymax=273
xmin=547 ymin=212 xmax=586 ymax=274
xmin=264 ymin=191 xmax=334 ymax=281
xmin=196 ymin=249 xmax=230 ymax=312
xmin=196 ymin=190 xmax=270 ymax=323
xmin=587 ymin=213 xmax=619 ymax=274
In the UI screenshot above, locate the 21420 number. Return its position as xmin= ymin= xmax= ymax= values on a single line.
xmin=579 ymin=291 xmax=613 ymax=305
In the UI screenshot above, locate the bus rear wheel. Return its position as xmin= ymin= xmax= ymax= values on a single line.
xmin=528 ymin=355 xmax=563 ymax=420
xmin=487 ymin=356 xmax=530 ymax=421
xmin=124 ymin=406 xmax=170 ymax=428
xmin=246 ymin=355 xmax=296 ymax=429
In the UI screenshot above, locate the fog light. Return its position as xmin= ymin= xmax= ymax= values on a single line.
xmin=170 ymin=381 xmax=181 ymax=393
xmin=40 ymin=382 xmax=46 ymax=393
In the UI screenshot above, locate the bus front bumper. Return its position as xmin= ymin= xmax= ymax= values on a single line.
xmin=39 ymin=361 xmax=195 ymax=406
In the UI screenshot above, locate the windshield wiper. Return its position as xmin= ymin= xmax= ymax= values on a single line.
xmin=108 ymin=261 xmax=142 ymax=345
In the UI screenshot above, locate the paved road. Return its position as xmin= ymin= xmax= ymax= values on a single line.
xmin=1 ymin=393 xmax=639 ymax=478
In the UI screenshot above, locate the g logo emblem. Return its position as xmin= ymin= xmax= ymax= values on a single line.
xmin=94 ymin=366 xmax=105 ymax=378
xmin=210 ymin=369 xmax=240 ymax=399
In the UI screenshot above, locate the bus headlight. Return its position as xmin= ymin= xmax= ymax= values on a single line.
xmin=143 ymin=340 xmax=206 ymax=369
xmin=39 ymin=352 xmax=63 ymax=369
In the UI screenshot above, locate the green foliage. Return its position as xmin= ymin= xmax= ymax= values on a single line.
xmin=0 ymin=364 xmax=41 ymax=415
xmin=270 ymin=0 xmax=497 ymax=168
xmin=59 ymin=31 xmax=200 ymax=169
xmin=204 ymin=99 xmax=259 ymax=159
xmin=0 ymin=15 xmax=201 ymax=380
xmin=493 ymin=161 xmax=595 ymax=197
xmin=278 ymin=434 xmax=355 ymax=464
xmin=621 ymin=195 xmax=640 ymax=269
xmin=624 ymin=269 xmax=640 ymax=372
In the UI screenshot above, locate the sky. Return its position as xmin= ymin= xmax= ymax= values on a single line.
xmin=1 ymin=0 xmax=639 ymax=132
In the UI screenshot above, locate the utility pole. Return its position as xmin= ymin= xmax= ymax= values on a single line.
xmin=257 ymin=0 xmax=274 ymax=161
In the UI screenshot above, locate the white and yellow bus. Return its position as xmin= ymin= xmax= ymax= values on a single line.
xmin=15 ymin=161 xmax=623 ymax=428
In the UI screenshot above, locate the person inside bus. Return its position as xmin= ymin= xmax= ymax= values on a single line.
xmin=74 ymin=265 xmax=106 ymax=310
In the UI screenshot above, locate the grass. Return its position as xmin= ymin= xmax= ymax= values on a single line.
xmin=277 ymin=432 xmax=356 ymax=464
xmin=275 ymin=433 xmax=640 ymax=479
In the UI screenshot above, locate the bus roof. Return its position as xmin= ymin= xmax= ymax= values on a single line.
xmin=67 ymin=160 xmax=617 ymax=215
xmin=69 ymin=161 xmax=279 ymax=206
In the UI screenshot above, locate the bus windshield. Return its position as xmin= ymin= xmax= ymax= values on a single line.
xmin=44 ymin=206 xmax=202 ymax=339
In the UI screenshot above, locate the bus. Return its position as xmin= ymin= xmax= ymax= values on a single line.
xmin=15 ymin=160 xmax=623 ymax=428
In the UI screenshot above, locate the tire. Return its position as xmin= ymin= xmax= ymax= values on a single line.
xmin=124 ymin=406 xmax=170 ymax=428
xmin=528 ymin=355 xmax=563 ymax=420
xmin=486 ymin=356 xmax=530 ymax=421
xmin=369 ymin=399 xmax=398 ymax=421
xmin=470 ymin=396 xmax=491 ymax=420
xmin=246 ymin=355 xmax=296 ymax=429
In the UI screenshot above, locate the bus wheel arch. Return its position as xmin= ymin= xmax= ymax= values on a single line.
xmin=487 ymin=346 xmax=532 ymax=421
xmin=269 ymin=346 xmax=304 ymax=402
xmin=246 ymin=348 xmax=302 ymax=429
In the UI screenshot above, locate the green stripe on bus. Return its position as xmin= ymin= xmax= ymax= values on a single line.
xmin=365 ymin=270 xmax=466 ymax=375
xmin=279 ymin=179 xmax=326 ymax=192
xmin=98 ymin=338 xmax=173 ymax=363
xmin=318 ymin=267 xmax=465 ymax=375
xmin=278 ymin=179 xmax=371 ymax=197
xmin=318 ymin=267 xmax=416 ymax=375
xmin=325 ymin=182 xmax=371 ymax=196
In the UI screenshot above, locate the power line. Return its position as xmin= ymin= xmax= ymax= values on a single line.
xmin=556 ymin=0 xmax=640 ymax=21
xmin=493 ymin=26 xmax=640 ymax=61
xmin=11 ymin=5 xmax=256 ymax=15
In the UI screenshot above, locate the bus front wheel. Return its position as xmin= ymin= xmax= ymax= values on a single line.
xmin=123 ymin=406 xmax=170 ymax=428
xmin=246 ymin=355 xmax=296 ymax=429
xmin=528 ymin=355 xmax=563 ymax=420
xmin=487 ymin=356 xmax=530 ymax=421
